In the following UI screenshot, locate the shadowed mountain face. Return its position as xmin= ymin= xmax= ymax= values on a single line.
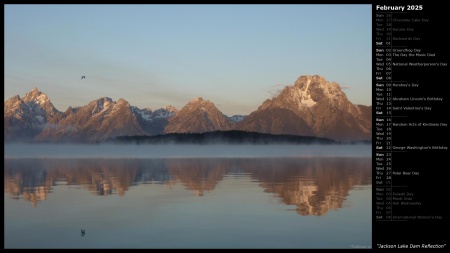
xmin=4 ymin=89 xmax=178 ymax=143
xmin=133 ymin=106 xmax=177 ymax=135
xmin=236 ymin=107 xmax=314 ymax=136
xmin=237 ymin=75 xmax=372 ymax=141
xmin=34 ymin=98 xmax=149 ymax=142
xmin=4 ymin=75 xmax=371 ymax=142
xmin=4 ymin=88 xmax=60 ymax=141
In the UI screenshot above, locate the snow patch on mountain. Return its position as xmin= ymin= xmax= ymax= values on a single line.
xmin=138 ymin=109 xmax=153 ymax=121
xmin=228 ymin=115 xmax=246 ymax=123
xmin=131 ymin=105 xmax=176 ymax=122
xmin=152 ymin=108 xmax=175 ymax=119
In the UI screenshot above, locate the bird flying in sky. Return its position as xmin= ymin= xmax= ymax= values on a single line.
xmin=81 ymin=76 xmax=85 ymax=80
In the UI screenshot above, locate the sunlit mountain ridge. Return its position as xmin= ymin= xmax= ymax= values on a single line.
xmin=4 ymin=75 xmax=371 ymax=142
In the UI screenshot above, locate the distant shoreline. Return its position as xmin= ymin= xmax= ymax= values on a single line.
xmin=4 ymin=130 xmax=372 ymax=145
xmin=104 ymin=130 xmax=371 ymax=145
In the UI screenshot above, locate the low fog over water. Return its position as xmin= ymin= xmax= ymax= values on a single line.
xmin=4 ymin=143 xmax=371 ymax=159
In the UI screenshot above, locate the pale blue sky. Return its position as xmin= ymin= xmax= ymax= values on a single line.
xmin=4 ymin=4 xmax=371 ymax=116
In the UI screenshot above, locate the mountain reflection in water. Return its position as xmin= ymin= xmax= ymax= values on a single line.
xmin=4 ymin=157 xmax=371 ymax=216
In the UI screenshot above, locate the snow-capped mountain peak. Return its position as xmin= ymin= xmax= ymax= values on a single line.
xmin=91 ymin=97 xmax=113 ymax=114
xmin=4 ymin=75 xmax=371 ymax=143
xmin=4 ymin=88 xmax=62 ymax=141
xmin=22 ymin=87 xmax=51 ymax=105
xmin=238 ymin=74 xmax=372 ymax=141
xmin=293 ymin=75 xmax=347 ymax=105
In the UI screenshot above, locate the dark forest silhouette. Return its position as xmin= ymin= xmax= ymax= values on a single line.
xmin=103 ymin=130 xmax=366 ymax=145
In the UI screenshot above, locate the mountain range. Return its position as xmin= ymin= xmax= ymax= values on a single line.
xmin=4 ymin=75 xmax=372 ymax=143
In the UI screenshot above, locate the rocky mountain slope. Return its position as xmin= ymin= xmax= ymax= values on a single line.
xmin=4 ymin=88 xmax=60 ymax=141
xmin=4 ymin=75 xmax=372 ymax=142
xmin=237 ymin=75 xmax=372 ymax=141
xmin=164 ymin=97 xmax=232 ymax=134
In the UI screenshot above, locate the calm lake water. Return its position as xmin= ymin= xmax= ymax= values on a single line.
xmin=4 ymin=144 xmax=372 ymax=249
